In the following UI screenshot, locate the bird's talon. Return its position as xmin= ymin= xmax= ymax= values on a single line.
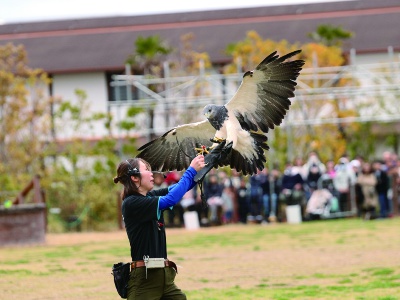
xmin=195 ymin=145 xmax=209 ymax=155
xmin=210 ymin=136 xmax=226 ymax=144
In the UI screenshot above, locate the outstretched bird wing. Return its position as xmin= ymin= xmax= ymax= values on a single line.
xmin=215 ymin=50 xmax=304 ymax=175
xmin=225 ymin=50 xmax=304 ymax=133
xmin=137 ymin=50 xmax=304 ymax=175
xmin=136 ymin=120 xmax=215 ymax=172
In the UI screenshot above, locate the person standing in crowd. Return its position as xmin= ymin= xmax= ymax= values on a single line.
xmin=220 ymin=180 xmax=235 ymax=224
xmin=278 ymin=162 xmax=305 ymax=221
xmin=180 ymin=186 xmax=198 ymax=225
xmin=326 ymin=160 xmax=336 ymax=179
xmin=396 ymin=159 xmax=400 ymax=213
xmin=292 ymin=156 xmax=305 ymax=178
xmin=372 ymin=160 xmax=390 ymax=218
xmin=350 ymin=159 xmax=362 ymax=176
xmin=230 ymin=169 xmax=243 ymax=190
xmin=229 ymin=169 xmax=243 ymax=222
xmin=165 ymin=172 xmax=184 ymax=227
xmin=203 ymin=173 xmax=224 ymax=225
xmin=302 ymin=152 xmax=326 ymax=201
xmin=248 ymin=172 xmax=264 ymax=223
xmin=350 ymin=159 xmax=364 ymax=217
xmin=382 ymin=151 xmax=398 ymax=215
xmin=114 ymin=155 xmax=205 ymax=299
xmin=357 ymin=162 xmax=378 ymax=220
xmin=333 ymin=157 xmax=356 ymax=212
xmin=236 ymin=178 xmax=249 ymax=224
xmin=259 ymin=167 xmax=280 ymax=223
xmin=382 ymin=151 xmax=397 ymax=173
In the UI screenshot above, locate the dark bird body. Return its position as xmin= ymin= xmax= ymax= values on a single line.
xmin=137 ymin=50 xmax=305 ymax=175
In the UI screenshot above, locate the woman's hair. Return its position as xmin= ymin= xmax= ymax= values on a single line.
xmin=113 ymin=158 xmax=151 ymax=199
xmin=361 ymin=162 xmax=373 ymax=175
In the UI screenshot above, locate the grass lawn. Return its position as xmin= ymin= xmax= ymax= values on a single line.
xmin=1 ymin=217 xmax=400 ymax=299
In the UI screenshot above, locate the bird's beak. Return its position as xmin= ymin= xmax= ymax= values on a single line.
xmin=204 ymin=111 xmax=210 ymax=118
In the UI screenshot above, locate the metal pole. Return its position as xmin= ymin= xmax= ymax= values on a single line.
xmin=163 ymin=61 xmax=170 ymax=128
xmin=125 ymin=64 xmax=132 ymax=101
xmin=312 ymin=51 xmax=318 ymax=88
xmin=286 ymin=123 xmax=293 ymax=163
xmin=350 ymin=48 xmax=356 ymax=65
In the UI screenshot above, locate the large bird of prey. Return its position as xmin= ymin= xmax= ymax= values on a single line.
xmin=137 ymin=50 xmax=304 ymax=176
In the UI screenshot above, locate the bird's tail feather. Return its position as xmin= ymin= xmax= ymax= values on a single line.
xmin=221 ymin=132 xmax=268 ymax=176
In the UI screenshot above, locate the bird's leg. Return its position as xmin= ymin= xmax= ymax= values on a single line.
xmin=204 ymin=136 xmax=227 ymax=152
xmin=210 ymin=136 xmax=226 ymax=144
xmin=195 ymin=137 xmax=226 ymax=155
xmin=194 ymin=140 xmax=231 ymax=183
xmin=195 ymin=145 xmax=209 ymax=155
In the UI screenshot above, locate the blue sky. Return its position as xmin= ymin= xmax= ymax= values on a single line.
xmin=0 ymin=0 xmax=353 ymax=24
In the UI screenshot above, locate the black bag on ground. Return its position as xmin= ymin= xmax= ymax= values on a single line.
xmin=111 ymin=262 xmax=131 ymax=298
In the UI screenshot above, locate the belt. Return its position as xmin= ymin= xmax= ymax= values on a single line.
xmin=131 ymin=259 xmax=177 ymax=272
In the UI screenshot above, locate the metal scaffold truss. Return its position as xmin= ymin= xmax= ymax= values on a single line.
xmin=109 ymin=54 xmax=400 ymax=138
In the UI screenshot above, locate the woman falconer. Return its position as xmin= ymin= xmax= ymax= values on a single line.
xmin=114 ymin=155 xmax=205 ymax=299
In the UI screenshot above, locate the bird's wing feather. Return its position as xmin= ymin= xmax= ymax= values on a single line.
xmin=226 ymin=50 xmax=304 ymax=133
xmin=137 ymin=120 xmax=215 ymax=172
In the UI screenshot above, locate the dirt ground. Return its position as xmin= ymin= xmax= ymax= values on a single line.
xmin=45 ymin=221 xmax=400 ymax=290
xmin=2 ymin=219 xmax=400 ymax=299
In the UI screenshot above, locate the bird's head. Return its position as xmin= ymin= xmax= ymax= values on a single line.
xmin=203 ymin=104 xmax=221 ymax=120
xmin=202 ymin=104 xmax=229 ymax=130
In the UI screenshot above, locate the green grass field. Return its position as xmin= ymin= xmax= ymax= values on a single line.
xmin=1 ymin=217 xmax=400 ymax=299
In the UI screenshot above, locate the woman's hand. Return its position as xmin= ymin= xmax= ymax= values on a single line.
xmin=190 ymin=155 xmax=206 ymax=172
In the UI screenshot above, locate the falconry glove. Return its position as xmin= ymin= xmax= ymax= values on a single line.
xmin=194 ymin=140 xmax=232 ymax=207
xmin=194 ymin=140 xmax=233 ymax=182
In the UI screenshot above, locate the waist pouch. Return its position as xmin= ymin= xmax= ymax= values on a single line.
xmin=111 ymin=262 xmax=131 ymax=299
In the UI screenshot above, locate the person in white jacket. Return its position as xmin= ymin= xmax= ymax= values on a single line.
xmin=333 ymin=157 xmax=356 ymax=212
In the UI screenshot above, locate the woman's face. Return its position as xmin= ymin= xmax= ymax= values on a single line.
xmin=327 ymin=161 xmax=334 ymax=169
xmin=135 ymin=161 xmax=154 ymax=193
xmin=362 ymin=163 xmax=372 ymax=174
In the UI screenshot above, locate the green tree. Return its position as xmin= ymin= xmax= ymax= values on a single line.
xmin=308 ymin=24 xmax=353 ymax=47
xmin=126 ymin=35 xmax=172 ymax=75
xmin=45 ymin=89 xmax=120 ymax=231
xmin=118 ymin=106 xmax=143 ymax=155
xmin=0 ymin=43 xmax=53 ymax=188
xmin=0 ymin=43 xmax=145 ymax=231
xmin=346 ymin=122 xmax=377 ymax=161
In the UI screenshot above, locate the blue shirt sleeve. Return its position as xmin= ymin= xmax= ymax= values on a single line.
xmin=168 ymin=176 xmax=197 ymax=193
xmin=158 ymin=167 xmax=197 ymax=210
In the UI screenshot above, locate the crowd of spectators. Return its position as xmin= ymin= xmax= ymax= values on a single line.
xmin=157 ymin=151 xmax=400 ymax=227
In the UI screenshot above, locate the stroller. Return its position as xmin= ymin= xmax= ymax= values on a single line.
xmin=306 ymin=174 xmax=339 ymax=219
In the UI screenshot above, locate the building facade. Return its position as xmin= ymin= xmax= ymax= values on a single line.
xmin=0 ymin=0 xmax=399 ymax=145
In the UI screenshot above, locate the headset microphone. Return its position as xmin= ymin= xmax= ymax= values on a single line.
xmin=126 ymin=160 xmax=166 ymax=178
xmin=126 ymin=160 xmax=140 ymax=176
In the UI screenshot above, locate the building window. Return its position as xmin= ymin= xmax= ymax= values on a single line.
xmin=106 ymin=71 xmax=139 ymax=102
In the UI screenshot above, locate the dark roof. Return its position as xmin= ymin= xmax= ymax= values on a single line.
xmin=0 ymin=0 xmax=399 ymax=74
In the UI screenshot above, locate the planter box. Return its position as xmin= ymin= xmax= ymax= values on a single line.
xmin=0 ymin=203 xmax=46 ymax=246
